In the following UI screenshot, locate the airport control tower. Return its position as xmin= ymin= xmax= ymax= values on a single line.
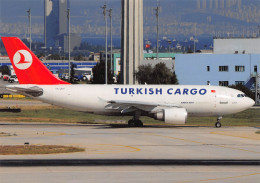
xmin=44 ymin=0 xmax=69 ymax=48
xmin=121 ymin=0 xmax=144 ymax=85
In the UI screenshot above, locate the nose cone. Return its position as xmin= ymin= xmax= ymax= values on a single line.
xmin=248 ymin=98 xmax=255 ymax=108
xmin=244 ymin=98 xmax=255 ymax=109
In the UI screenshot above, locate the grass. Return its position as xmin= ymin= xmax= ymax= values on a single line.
xmin=256 ymin=131 xmax=260 ymax=134
xmin=0 ymin=145 xmax=85 ymax=155
xmin=0 ymin=107 xmax=259 ymax=127
xmin=187 ymin=108 xmax=260 ymax=127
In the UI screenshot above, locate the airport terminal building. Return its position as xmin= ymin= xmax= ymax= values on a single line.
xmin=175 ymin=37 xmax=260 ymax=101
xmin=175 ymin=53 xmax=260 ymax=88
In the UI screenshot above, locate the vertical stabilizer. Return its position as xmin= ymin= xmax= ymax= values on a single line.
xmin=1 ymin=37 xmax=69 ymax=85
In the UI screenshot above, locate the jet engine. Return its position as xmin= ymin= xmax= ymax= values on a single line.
xmin=154 ymin=108 xmax=187 ymax=124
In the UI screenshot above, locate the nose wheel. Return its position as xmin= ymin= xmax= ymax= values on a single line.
xmin=215 ymin=121 xmax=221 ymax=128
xmin=215 ymin=116 xmax=222 ymax=128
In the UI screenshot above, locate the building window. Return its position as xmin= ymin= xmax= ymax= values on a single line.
xmin=219 ymin=81 xmax=229 ymax=86
xmin=235 ymin=66 xmax=245 ymax=72
xmin=254 ymin=65 xmax=258 ymax=73
xmin=219 ymin=66 xmax=228 ymax=72
xmin=207 ymin=66 xmax=210 ymax=72
xmin=235 ymin=81 xmax=245 ymax=85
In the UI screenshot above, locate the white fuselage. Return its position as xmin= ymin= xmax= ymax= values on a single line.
xmin=10 ymin=84 xmax=254 ymax=117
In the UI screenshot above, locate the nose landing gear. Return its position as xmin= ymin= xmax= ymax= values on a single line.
xmin=215 ymin=116 xmax=222 ymax=128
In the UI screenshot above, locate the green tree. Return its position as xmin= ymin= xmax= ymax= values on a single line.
xmin=116 ymin=71 xmax=122 ymax=84
xmin=74 ymin=54 xmax=84 ymax=61
xmin=135 ymin=63 xmax=179 ymax=84
xmin=37 ymin=53 xmax=45 ymax=58
xmin=171 ymin=72 xmax=178 ymax=84
xmin=92 ymin=62 xmax=114 ymax=84
xmin=135 ymin=64 xmax=153 ymax=84
xmin=48 ymin=54 xmax=61 ymax=60
xmin=152 ymin=63 xmax=174 ymax=84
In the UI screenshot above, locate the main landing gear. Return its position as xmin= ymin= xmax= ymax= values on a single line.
xmin=215 ymin=116 xmax=222 ymax=128
xmin=128 ymin=119 xmax=143 ymax=127
xmin=128 ymin=111 xmax=143 ymax=127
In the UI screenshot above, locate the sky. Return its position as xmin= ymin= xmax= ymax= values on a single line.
xmin=0 ymin=0 xmax=259 ymax=40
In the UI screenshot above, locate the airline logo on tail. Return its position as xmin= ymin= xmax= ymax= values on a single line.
xmin=13 ymin=50 xmax=33 ymax=70
xmin=2 ymin=37 xmax=70 ymax=85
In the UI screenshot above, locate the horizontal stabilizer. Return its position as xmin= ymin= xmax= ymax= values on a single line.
xmin=6 ymin=86 xmax=43 ymax=97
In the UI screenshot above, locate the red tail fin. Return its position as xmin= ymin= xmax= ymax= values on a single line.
xmin=1 ymin=37 xmax=70 ymax=85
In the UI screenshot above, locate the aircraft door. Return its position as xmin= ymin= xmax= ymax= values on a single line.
xmin=219 ymin=92 xmax=228 ymax=104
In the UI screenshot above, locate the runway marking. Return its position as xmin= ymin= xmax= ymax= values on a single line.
xmin=177 ymin=172 xmax=260 ymax=183
xmin=215 ymin=144 xmax=260 ymax=154
xmin=83 ymin=144 xmax=141 ymax=154
xmin=0 ymin=130 xmax=67 ymax=137
xmin=144 ymin=133 xmax=205 ymax=145
xmin=145 ymin=133 xmax=260 ymax=154
xmin=210 ymin=131 xmax=260 ymax=141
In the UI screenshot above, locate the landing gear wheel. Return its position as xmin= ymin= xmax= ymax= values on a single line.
xmin=128 ymin=119 xmax=143 ymax=127
xmin=135 ymin=120 xmax=143 ymax=127
xmin=128 ymin=120 xmax=135 ymax=127
xmin=215 ymin=122 xmax=221 ymax=128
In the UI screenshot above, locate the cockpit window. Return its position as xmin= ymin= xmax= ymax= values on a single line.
xmin=237 ymin=94 xmax=246 ymax=98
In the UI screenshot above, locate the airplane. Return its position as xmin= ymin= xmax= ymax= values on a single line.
xmin=1 ymin=37 xmax=255 ymax=128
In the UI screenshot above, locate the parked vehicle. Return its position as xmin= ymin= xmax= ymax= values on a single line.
xmin=8 ymin=75 xmax=18 ymax=83
xmin=74 ymin=75 xmax=83 ymax=81
xmin=3 ymin=75 xmax=10 ymax=81
xmin=82 ymin=73 xmax=92 ymax=81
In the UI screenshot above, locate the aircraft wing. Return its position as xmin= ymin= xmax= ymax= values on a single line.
xmin=5 ymin=86 xmax=43 ymax=97
xmin=105 ymin=100 xmax=180 ymax=114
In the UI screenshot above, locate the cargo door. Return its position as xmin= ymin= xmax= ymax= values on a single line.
xmin=219 ymin=92 xmax=228 ymax=104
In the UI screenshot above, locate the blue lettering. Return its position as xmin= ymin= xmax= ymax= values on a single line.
xmin=149 ymin=88 xmax=154 ymax=95
xmin=129 ymin=88 xmax=135 ymax=95
xmin=174 ymin=88 xmax=181 ymax=95
xmin=156 ymin=88 xmax=162 ymax=95
xmin=144 ymin=88 xmax=147 ymax=94
xmin=183 ymin=88 xmax=189 ymax=95
xmin=190 ymin=89 xmax=198 ymax=95
xmin=121 ymin=88 xmax=127 ymax=94
xmin=167 ymin=88 xmax=173 ymax=95
xmin=136 ymin=88 xmax=143 ymax=95
xmin=114 ymin=88 xmax=119 ymax=94
xmin=199 ymin=89 xmax=207 ymax=95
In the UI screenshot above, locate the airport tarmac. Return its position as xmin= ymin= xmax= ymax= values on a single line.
xmin=0 ymin=123 xmax=260 ymax=182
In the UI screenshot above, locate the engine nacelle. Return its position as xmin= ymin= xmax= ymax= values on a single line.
xmin=154 ymin=108 xmax=187 ymax=125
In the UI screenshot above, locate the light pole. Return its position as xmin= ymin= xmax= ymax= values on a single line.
xmin=168 ymin=40 xmax=172 ymax=53
xmin=44 ymin=0 xmax=47 ymax=48
xmin=154 ymin=2 xmax=160 ymax=60
xmin=193 ymin=38 xmax=198 ymax=53
xmin=108 ymin=8 xmax=113 ymax=75
xmin=67 ymin=8 xmax=71 ymax=81
xmin=101 ymin=2 xmax=108 ymax=84
xmin=27 ymin=9 xmax=31 ymax=50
